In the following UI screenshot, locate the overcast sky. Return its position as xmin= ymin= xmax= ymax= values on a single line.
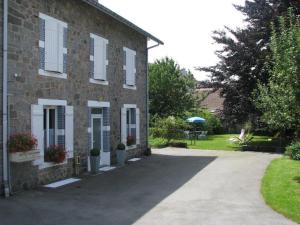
xmin=98 ymin=0 xmax=246 ymax=80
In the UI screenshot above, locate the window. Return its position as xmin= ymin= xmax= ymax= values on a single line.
xmin=43 ymin=106 xmax=65 ymax=158
xmin=121 ymin=105 xmax=140 ymax=148
xmin=123 ymin=47 xmax=136 ymax=89
xmin=39 ymin=13 xmax=68 ymax=79
xmin=31 ymin=101 xmax=73 ymax=169
xmin=90 ymin=34 xmax=109 ymax=85
xmin=126 ymin=108 xmax=136 ymax=145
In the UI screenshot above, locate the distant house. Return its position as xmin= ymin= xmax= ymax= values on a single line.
xmin=196 ymin=88 xmax=224 ymax=115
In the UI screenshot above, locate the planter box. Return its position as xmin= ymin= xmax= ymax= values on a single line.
xmin=116 ymin=150 xmax=127 ymax=166
xmin=10 ymin=150 xmax=40 ymax=163
xmin=90 ymin=156 xmax=100 ymax=174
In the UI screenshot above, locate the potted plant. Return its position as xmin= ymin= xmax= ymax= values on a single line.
xmin=126 ymin=135 xmax=135 ymax=146
xmin=45 ymin=145 xmax=67 ymax=164
xmin=8 ymin=133 xmax=40 ymax=163
xmin=90 ymin=148 xmax=100 ymax=174
xmin=144 ymin=147 xmax=152 ymax=156
xmin=116 ymin=143 xmax=126 ymax=166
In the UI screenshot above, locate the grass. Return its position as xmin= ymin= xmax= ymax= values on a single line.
xmin=261 ymin=158 xmax=300 ymax=224
xmin=150 ymin=134 xmax=275 ymax=151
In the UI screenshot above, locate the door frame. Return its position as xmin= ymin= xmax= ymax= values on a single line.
xmin=91 ymin=113 xmax=103 ymax=164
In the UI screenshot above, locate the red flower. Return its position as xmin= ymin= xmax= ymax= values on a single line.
xmin=8 ymin=133 xmax=38 ymax=153
xmin=45 ymin=145 xmax=66 ymax=164
xmin=126 ymin=135 xmax=136 ymax=146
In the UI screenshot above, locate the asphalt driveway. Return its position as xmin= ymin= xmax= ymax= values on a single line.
xmin=0 ymin=148 xmax=297 ymax=225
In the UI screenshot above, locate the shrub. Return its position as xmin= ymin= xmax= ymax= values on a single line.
xmin=150 ymin=116 xmax=188 ymax=143
xmin=45 ymin=145 xmax=66 ymax=163
xmin=117 ymin=143 xmax=126 ymax=150
xmin=90 ymin=148 xmax=100 ymax=157
xmin=8 ymin=133 xmax=37 ymax=153
xmin=169 ymin=142 xmax=188 ymax=148
xmin=285 ymin=141 xmax=300 ymax=160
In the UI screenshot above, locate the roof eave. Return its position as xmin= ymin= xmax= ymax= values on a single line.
xmin=81 ymin=0 xmax=164 ymax=45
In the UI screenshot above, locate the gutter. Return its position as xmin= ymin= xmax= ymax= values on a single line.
xmin=146 ymin=42 xmax=161 ymax=148
xmin=2 ymin=0 xmax=10 ymax=197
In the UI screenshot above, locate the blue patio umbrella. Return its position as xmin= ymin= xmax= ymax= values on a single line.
xmin=186 ymin=117 xmax=206 ymax=123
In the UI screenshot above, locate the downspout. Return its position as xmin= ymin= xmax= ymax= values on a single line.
xmin=2 ymin=0 xmax=10 ymax=197
xmin=146 ymin=42 xmax=160 ymax=148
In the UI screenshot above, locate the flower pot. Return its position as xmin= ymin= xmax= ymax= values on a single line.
xmin=116 ymin=150 xmax=127 ymax=166
xmin=10 ymin=150 xmax=40 ymax=163
xmin=90 ymin=156 xmax=100 ymax=174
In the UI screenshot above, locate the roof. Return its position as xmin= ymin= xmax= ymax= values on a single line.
xmin=81 ymin=0 xmax=164 ymax=45
xmin=196 ymin=88 xmax=224 ymax=114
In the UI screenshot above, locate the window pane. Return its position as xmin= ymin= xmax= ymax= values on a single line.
xmin=44 ymin=109 xmax=47 ymax=151
xmin=91 ymin=108 xmax=102 ymax=115
xmin=49 ymin=108 xmax=56 ymax=146
xmin=126 ymin=109 xmax=130 ymax=125
xmin=93 ymin=118 xmax=102 ymax=150
xmin=131 ymin=108 xmax=136 ymax=125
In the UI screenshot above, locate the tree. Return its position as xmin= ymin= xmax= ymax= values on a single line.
xmin=254 ymin=10 xmax=300 ymax=136
xmin=149 ymin=57 xmax=196 ymax=118
xmin=198 ymin=0 xmax=300 ymax=128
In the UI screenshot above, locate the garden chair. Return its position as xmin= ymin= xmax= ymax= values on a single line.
xmin=198 ymin=131 xmax=208 ymax=140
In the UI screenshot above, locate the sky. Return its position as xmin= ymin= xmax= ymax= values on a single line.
xmin=98 ymin=0 xmax=246 ymax=80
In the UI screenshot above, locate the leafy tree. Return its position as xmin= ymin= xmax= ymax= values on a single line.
xmin=149 ymin=57 xmax=196 ymax=117
xmin=254 ymin=10 xmax=300 ymax=136
xmin=198 ymin=0 xmax=300 ymax=128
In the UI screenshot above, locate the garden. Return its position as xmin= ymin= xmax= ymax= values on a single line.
xmin=149 ymin=8 xmax=300 ymax=222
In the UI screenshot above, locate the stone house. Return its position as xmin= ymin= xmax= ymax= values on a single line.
xmin=0 ymin=0 xmax=162 ymax=194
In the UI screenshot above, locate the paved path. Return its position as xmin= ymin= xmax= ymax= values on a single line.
xmin=0 ymin=148 xmax=297 ymax=225
xmin=135 ymin=148 xmax=297 ymax=225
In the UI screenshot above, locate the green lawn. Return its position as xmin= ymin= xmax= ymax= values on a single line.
xmin=150 ymin=134 xmax=274 ymax=151
xmin=261 ymin=158 xmax=300 ymax=224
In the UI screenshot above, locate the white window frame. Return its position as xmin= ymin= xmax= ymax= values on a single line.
xmin=39 ymin=13 xmax=68 ymax=79
xmin=90 ymin=33 xmax=109 ymax=85
xmin=123 ymin=47 xmax=137 ymax=90
xmin=44 ymin=106 xmax=58 ymax=149
xmin=32 ymin=99 xmax=73 ymax=170
xmin=122 ymin=104 xmax=140 ymax=150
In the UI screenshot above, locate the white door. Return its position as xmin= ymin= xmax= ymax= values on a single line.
xmin=91 ymin=114 xmax=103 ymax=165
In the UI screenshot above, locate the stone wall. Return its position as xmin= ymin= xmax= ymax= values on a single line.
xmin=0 ymin=0 xmax=4 ymax=193
xmin=7 ymin=0 xmax=148 ymax=191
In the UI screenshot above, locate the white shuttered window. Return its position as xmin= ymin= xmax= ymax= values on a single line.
xmin=123 ymin=47 xmax=136 ymax=87
xmin=39 ymin=13 xmax=68 ymax=78
xmin=90 ymin=34 xmax=109 ymax=81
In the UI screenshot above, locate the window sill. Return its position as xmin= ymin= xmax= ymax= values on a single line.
xmin=126 ymin=145 xmax=137 ymax=151
xmin=123 ymin=84 xmax=136 ymax=90
xmin=38 ymin=160 xmax=68 ymax=170
xmin=89 ymin=78 xmax=109 ymax=86
xmin=39 ymin=69 xmax=67 ymax=79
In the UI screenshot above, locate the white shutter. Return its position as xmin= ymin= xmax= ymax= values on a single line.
xmin=57 ymin=24 xmax=64 ymax=73
xmin=136 ymin=108 xmax=140 ymax=145
xmin=45 ymin=18 xmax=60 ymax=72
xmin=121 ymin=107 xmax=127 ymax=144
xmin=31 ymin=105 xmax=44 ymax=166
xmin=94 ymin=36 xmax=107 ymax=80
xmin=65 ymin=106 xmax=74 ymax=159
xmin=125 ymin=49 xmax=136 ymax=86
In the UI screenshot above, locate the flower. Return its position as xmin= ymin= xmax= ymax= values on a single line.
xmin=8 ymin=133 xmax=38 ymax=153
